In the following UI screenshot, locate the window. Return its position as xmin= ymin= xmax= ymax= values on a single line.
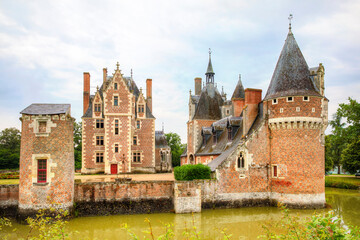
xmin=161 ymin=152 xmax=165 ymax=162
xmin=37 ymin=159 xmax=47 ymax=183
xmin=303 ymin=96 xmax=309 ymax=101
xmin=312 ymin=108 xmax=316 ymax=113
xmin=96 ymin=152 xmax=104 ymax=163
xmin=94 ymin=104 xmax=101 ymax=112
xmin=237 ymin=152 xmax=245 ymax=169
xmin=226 ymin=109 xmax=230 ymax=115
xmin=280 ymin=108 xmax=284 ymax=113
xmin=287 ymin=96 xmax=293 ymax=102
xmin=296 ymin=107 xmax=300 ymax=112
xmin=96 ymin=119 xmax=104 ymax=128
xmin=136 ymin=120 xmax=140 ymax=129
xmin=96 ymin=136 xmax=104 ymax=145
xmin=115 ymin=144 xmax=119 ymax=153
xmin=272 ymin=99 xmax=278 ymax=104
xmin=114 ymin=83 xmax=118 ymax=90
xmin=273 ymin=165 xmax=278 ymax=177
xmin=114 ymin=96 xmax=118 ymax=106
xmin=115 ymin=120 xmax=119 ymax=135
xmin=227 ymin=127 xmax=232 ymax=141
xmin=133 ymin=136 xmax=137 ymax=145
xmin=133 ymin=152 xmax=141 ymax=162
xmin=38 ymin=121 xmax=47 ymax=133
xmin=138 ymin=104 xmax=144 ymax=113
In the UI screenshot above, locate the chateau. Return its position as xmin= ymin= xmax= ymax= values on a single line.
xmin=181 ymin=25 xmax=328 ymax=207
xmin=81 ymin=64 xmax=171 ymax=174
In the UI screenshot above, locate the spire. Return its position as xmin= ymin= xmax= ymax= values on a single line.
xmin=288 ymin=14 xmax=293 ymax=34
xmin=205 ymin=48 xmax=215 ymax=84
xmin=264 ymin=18 xmax=321 ymax=100
xmin=231 ymin=74 xmax=245 ymax=99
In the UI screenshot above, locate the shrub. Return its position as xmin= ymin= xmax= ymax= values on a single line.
xmin=174 ymin=164 xmax=211 ymax=181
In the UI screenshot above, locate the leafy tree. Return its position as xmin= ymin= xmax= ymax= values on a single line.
xmin=74 ymin=121 xmax=82 ymax=170
xmin=341 ymin=139 xmax=360 ymax=174
xmin=328 ymin=113 xmax=346 ymax=174
xmin=165 ymin=132 xmax=186 ymax=167
xmin=0 ymin=128 xmax=21 ymax=169
xmin=324 ymin=135 xmax=334 ymax=172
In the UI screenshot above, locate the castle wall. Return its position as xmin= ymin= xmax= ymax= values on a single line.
xmin=19 ymin=114 xmax=74 ymax=216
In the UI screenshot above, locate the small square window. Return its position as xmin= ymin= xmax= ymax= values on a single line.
xmin=38 ymin=121 xmax=47 ymax=133
xmin=138 ymin=105 xmax=144 ymax=113
xmin=96 ymin=119 xmax=104 ymax=128
xmin=287 ymin=97 xmax=293 ymax=102
xmin=94 ymin=104 xmax=101 ymax=112
xmin=272 ymin=99 xmax=278 ymax=104
xmin=114 ymin=96 xmax=118 ymax=106
xmin=115 ymin=144 xmax=119 ymax=153
xmin=303 ymin=96 xmax=309 ymax=101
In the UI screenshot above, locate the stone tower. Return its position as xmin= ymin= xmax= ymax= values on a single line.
xmin=18 ymin=104 xmax=74 ymax=218
xmin=263 ymin=25 xmax=328 ymax=207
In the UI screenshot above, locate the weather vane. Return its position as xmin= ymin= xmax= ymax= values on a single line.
xmin=116 ymin=62 xmax=120 ymax=70
xmin=288 ymin=14 xmax=293 ymax=32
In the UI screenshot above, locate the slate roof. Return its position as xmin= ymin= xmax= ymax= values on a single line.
xmin=193 ymin=84 xmax=224 ymax=120
xmin=82 ymin=75 xmax=155 ymax=119
xmin=206 ymin=55 xmax=214 ymax=74
xmin=264 ymin=31 xmax=322 ymax=100
xmin=231 ymin=77 xmax=245 ymax=99
xmin=155 ymin=131 xmax=170 ymax=148
xmin=21 ymin=104 xmax=70 ymax=115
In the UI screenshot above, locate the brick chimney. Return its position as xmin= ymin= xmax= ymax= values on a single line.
xmin=83 ymin=72 xmax=90 ymax=115
xmin=146 ymin=79 xmax=152 ymax=112
xmin=243 ymin=88 xmax=262 ymax=135
xmin=194 ymin=78 xmax=202 ymax=95
xmin=103 ymin=68 xmax=107 ymax=83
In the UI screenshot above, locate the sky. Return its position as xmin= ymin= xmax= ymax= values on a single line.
xmin=0 ymin=0 xmax=359 ymax=142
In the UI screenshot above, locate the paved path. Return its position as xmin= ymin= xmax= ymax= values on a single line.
xmin=75 ymin=172 xmax=175 ymax=183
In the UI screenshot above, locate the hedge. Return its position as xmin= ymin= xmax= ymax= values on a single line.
xmin=174 ymin=164 xmax=211 ymax=181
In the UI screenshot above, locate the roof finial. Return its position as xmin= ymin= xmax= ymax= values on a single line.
xmin=239 ymin=74 xmax=241 ymax=81
xmin=209 ymin=48 xmax=211 ymax=58
xmin=96 ymin=85 xmax=99 ymax=91
xmin=162 ymin=122 xmax=164 ymax=133
xmin=288 ymin=14 xmax=293 ymax=33
xmin=116 ymin=61 xmax=120 ymax=70
xmin=131 ymin=68 xmax=133 ymax=79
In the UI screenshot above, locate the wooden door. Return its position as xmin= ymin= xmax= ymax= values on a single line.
xmin=111 ymin=164 xmax=118 ymax=174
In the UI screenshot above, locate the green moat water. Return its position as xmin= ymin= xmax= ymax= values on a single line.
xmin=3 ymin=187 xmax=360 ymax=239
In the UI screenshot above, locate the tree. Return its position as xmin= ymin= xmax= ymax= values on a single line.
xmin=341 ymin=139 xmax=360 ymax=174
xmin=324 ymin=135 xmax=334 ymax=172
xmin=74 ymin=121 xmax=82 ymax=170
xmin=165 ymin=132 xmax=186 ymax=167
xmin=0 ymin=128 xmax=21 ymax=169
xmin=328 ymin=113 xmax=346 ymax=174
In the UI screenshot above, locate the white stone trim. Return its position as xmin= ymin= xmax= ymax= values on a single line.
xmin=303 ymin=96 xmax=310 ymax=101
xmin=269 ymin=117 xmax=323 ymax=130
xmin=286 ymin=96 xmax=294 ymax=102
xmin=272 ymin=99 xmax=278 ymax=105
xmin=270 ymin=192 xmax=325 ymax=206
xmin=30 ymin=154 xmax=56 ymax=185
xmin=28 ymin=116 xmax=57 ymax=137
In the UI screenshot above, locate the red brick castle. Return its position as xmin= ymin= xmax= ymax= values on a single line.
xmin=181 ymin=23 xmax=328 ymax=207
xmin=82 ymin=63 xmax=171 ymax=174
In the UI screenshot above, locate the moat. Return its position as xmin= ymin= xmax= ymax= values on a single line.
xmin=2 ymin=187 xmax=359 ymax=239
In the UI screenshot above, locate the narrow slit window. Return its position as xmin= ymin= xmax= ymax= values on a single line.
xmin=115 ymin=144 xmax=119 ymax=153
xmin=237 ymin=152 xmax=245 ymax=168
xmin=272 ymin=99 xmax=278 ymax=104
xmin=136 ymin=120 xmax=140 ymax=129
xmin=114 ymin=83 xmax=118 ymax=90
xmin=133 ymin=136 xmax=137 ymax=145
xmin=273 ymin=165 xmax=278 ymax=177
xmin=115 ymin=120 xmax=119 ymax=135
xmin=114 ymin=96 xmax=118 ymax=106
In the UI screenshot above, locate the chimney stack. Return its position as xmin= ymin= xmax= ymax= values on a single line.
xmin=146 ymin=79 xmax=152 ymax=112
xmin=103 ymin=68 xmax=107 ymax=83
xmin=243 ymin=88 xmax=262 ymax=135
xmin=83 ymin=72 xmax=90 ymax=115
xmin=194 ymin=78 xmax=202 ymax=95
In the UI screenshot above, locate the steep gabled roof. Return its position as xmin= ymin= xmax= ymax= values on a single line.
xmin=193 ymin=84 xmax=224 ymax=120
xmin=264 ymin=31 xmax=321 ymax=100
xmin=231 ymin=76 xmax=245 ymax=99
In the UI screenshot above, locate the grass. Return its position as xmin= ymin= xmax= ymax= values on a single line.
xmin=0 ymin=179 xmax=19 ymax=185
xmin=325 ymin=176 xmax=360 ymax=189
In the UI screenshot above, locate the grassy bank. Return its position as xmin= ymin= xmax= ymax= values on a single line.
xmin=325 ymin=176 xmax=360 ymax=189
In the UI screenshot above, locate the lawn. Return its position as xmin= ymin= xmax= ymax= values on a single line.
xmin=325 ymin=175 xmax=360 ymax=189
xmin=0 ymin=179 xmax=19 ymax=185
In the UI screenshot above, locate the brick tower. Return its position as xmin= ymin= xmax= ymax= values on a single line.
xmin=263 ymin=24 xmax=328 ymax=207
xmin=18 ymin=104 xmax=74 ymax=218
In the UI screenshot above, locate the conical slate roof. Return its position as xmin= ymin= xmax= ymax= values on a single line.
xmin=231 ymin=76 xmax=245 ymax=99
xmin=193 ymin=84 xmax=223 ymax=120
xmin=206 ymin=55 xmax=214 ymax=74
xmin=264 ymin=31 xmax=321 ymax=100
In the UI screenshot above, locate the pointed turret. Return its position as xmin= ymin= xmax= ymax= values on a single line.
xmin=264 ymin=25 xmax=321 ymax=100
xmin=231 ymin=74 xmax=245 ymax=100
xmin=206 ymin=48 xmax=215 ymax=84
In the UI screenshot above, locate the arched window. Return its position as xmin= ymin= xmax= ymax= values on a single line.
xmin=237 ymin=152 xmax=245 ymax=169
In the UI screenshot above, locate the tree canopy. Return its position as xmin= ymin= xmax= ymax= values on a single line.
xmin=74 ymin=121 xmax=82 ymax=170
xmin=0 ymin=128 xmax=21 ymax=169
xmin=165 ymin=132 xmax=186 ymax=167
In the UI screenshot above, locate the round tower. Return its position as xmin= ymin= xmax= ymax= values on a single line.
xmin=264 ymin=23 xmax=327 ymax=208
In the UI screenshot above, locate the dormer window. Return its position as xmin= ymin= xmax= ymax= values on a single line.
xmin=272 ymin=99 xmax=278 ymax=104
xmin=114 ymin=96 xmax=119 ymax=106
xmin=94 ymin=104 xmax=101 ymax=112
xmin=138 ymin=104 xmax=144 ymax=113
xmin=286 ymin=97 xmax=293 ymax=102
xmin=114 ymin=83 xmax=118 ymax=90
xmin=227 ymin=127 xmax=232 ymax=141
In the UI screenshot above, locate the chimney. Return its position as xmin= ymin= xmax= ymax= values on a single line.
xmin=83 ymin=72 xmax=90 ymax=115
xmin=103 ymin=68 xmax=107 ymax=83
xmin=194 ymin=78 xmax=202 ymax=95
xmin=233 ymin=99 xmax=245 ymax=117
xmin=243 ymin=88 xmax=262 ymax=135
xmin=146 ymin=79 xmax=152 ymax=112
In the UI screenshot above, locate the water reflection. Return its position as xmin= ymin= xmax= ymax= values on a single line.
xmin=2 ymin=187 xmax=359 ymax=239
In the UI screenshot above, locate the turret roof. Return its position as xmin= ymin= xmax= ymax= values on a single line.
xmin=231 ymin=75 xmax=245 ymax=99
xmin=264 ymin=31 xmax=321 ymax=100
xmin=193 ymin=84 xmax=223 ymax=120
